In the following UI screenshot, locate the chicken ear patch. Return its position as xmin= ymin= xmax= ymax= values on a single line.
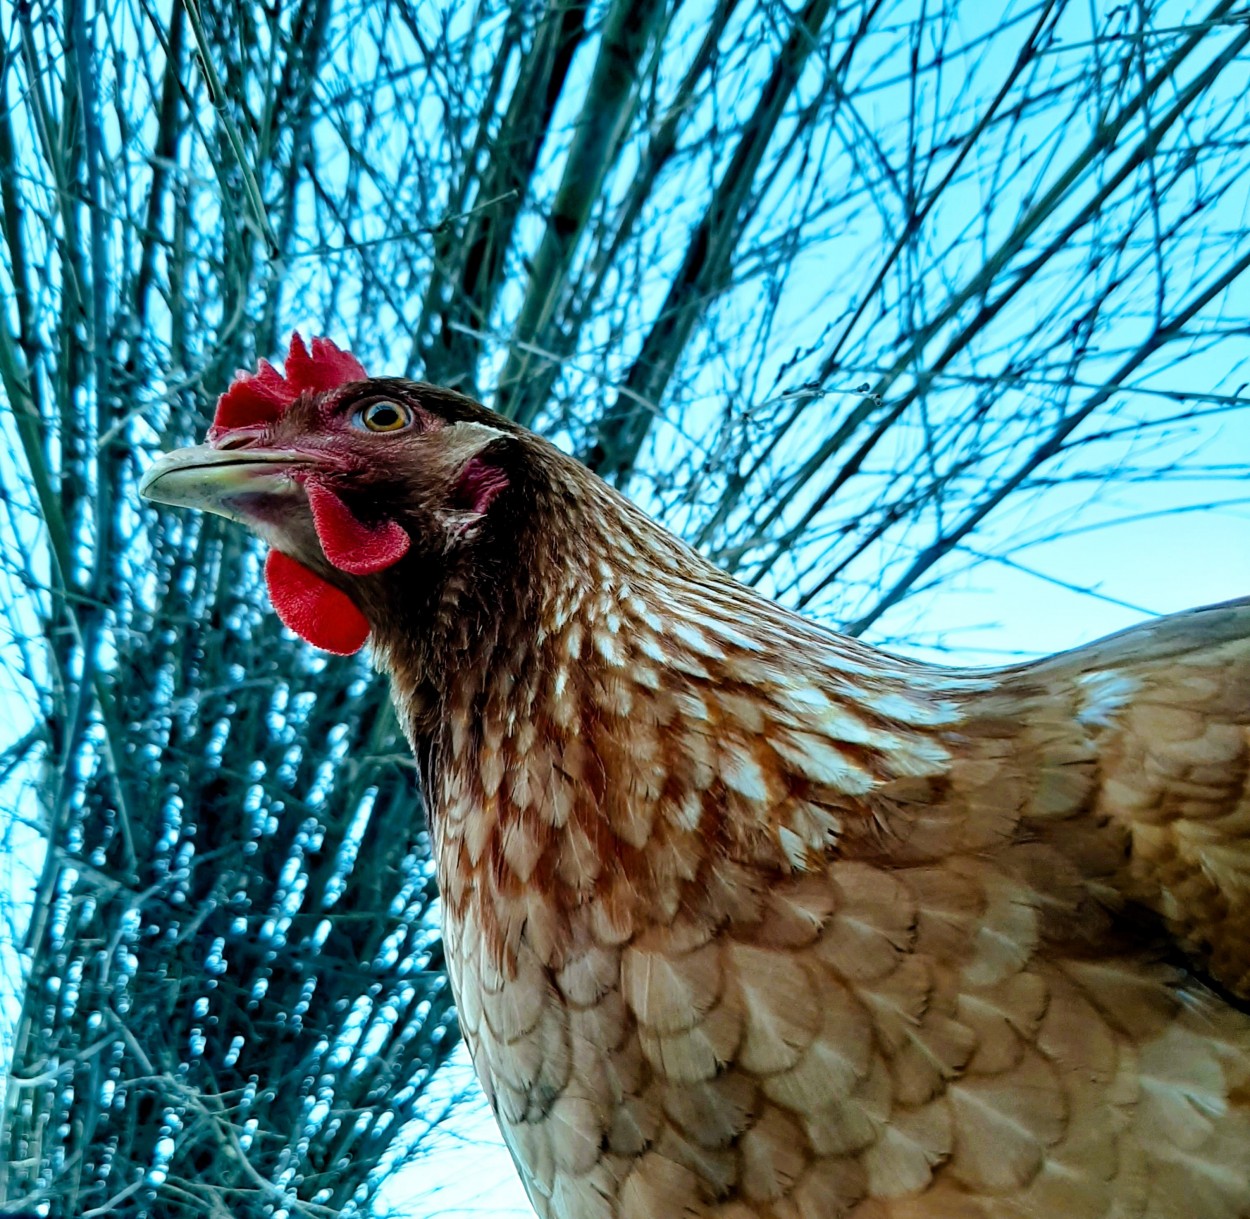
xmin=305 ymin=478 xmax=410 ymax=575
xmin=265 ymin=550 xmax=370 ymax=655
xmin=452 ymin=455 xmax=510 ymax=516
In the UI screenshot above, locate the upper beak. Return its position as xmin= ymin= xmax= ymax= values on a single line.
xmin=139 ymin=444 xmax=309 ymax=523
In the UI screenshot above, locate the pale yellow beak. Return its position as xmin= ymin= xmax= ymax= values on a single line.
xmin=139 ymin=444 xmax=308 ymax=524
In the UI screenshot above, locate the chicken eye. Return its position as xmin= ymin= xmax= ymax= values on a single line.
xmin=357 ymin=401 xmax=411 ymax=433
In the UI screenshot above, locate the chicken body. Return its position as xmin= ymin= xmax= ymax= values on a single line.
xmin=140 ymin=353 xmax=1250 ymax=1219
xmin=396 ymin=466 xmax=1250 ymax=1219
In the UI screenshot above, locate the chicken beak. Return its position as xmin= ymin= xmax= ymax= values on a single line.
xmin=139 ymin=444 xmax=308 ymax=525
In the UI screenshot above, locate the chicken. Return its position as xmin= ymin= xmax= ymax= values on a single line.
xmin=140 ymin=334 xmax=1250 ymax=1219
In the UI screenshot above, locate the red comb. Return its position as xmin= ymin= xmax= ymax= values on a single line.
xmin=210 ymin=333 xmax=366 ymax=436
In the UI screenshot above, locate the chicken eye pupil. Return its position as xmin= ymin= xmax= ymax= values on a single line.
xmin=362 ymin=402 xmax=406 ymax=431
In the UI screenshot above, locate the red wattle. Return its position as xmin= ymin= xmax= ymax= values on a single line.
xmin=264 ymin=549 xmax=370 ymax=655
xmin=305 ymin=478 xmax=410 ymax=575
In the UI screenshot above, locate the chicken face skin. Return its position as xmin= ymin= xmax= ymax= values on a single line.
xmin=140 ymin=378 xmax=516 ymax=582
xmin=141 ymin=377 xmax=523 ymax=653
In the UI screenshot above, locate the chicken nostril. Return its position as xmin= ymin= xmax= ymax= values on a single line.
xmin=212 ymin=426 xmax=268 ymax=451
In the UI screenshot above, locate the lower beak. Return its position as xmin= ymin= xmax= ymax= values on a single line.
xmin=139 ymin=444 xmax=308 ymax=523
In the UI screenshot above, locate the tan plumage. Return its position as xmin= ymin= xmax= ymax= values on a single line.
xmin=140 ymin=358 xmax=1250 ymax=1219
